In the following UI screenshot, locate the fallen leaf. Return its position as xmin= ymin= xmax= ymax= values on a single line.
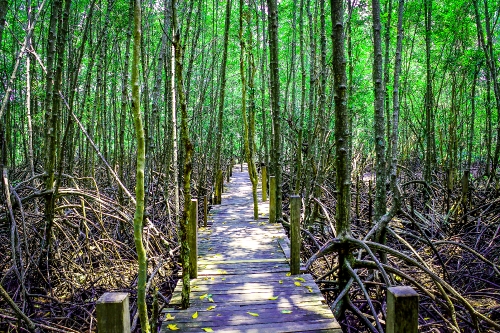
xmin=286 ymin=272 xmax=291 ymax=277
xmin=192 ymin=311 xmax=198 ymax=319
xmin=268 ymin=296 xmax=279 ymax=300
xmin=192 ymin=285 xmax=200 ymax=289
xmin=294 ymin=277 xmax=306 ymax=282
xmin=208 ymin=297 xmax=214 ymax=302
xmin=221 ymin=278 xmax=226 ymax=281
xmin=202 ymin=328 xmax=214 ymax=332
xmin=165 ymin=313 xmax=175 ymax=321
xmin=281 ymin=310 xmax=292 ymax=314
xmin=207 ymin=305 xmax=216 ymax=311
xmin=200 ymin=293 xmax=208 ymax=300
xmin=306 ymin=286 xmax=313 ymax=292
xmin=278 ymin=280 xmax=283 ymax=284
xmin=247 ymin=312 xmax=259 ymax=317
xmin=294 ymin=281 xmax=301 ymax=286
xmin=168 ymin=324 xmax=179 ymax=330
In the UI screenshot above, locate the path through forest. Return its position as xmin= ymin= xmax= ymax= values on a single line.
xmin=161 ymin=164 xmax=341 ymax=332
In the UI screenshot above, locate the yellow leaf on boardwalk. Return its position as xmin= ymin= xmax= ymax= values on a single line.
xmin=294 ymin=281 xmax=301 ymax=286
xmin=281 ymin=310 xmax=292 ymax=314
xmin=278 ymin=280 xmax=283 ymax=284
xmin=207 ymin=305 xmax=216 ymax=310
xmin=165 ymin=313 xmax=175 ymax=321
xmin=247 ymin=312 xmax=259 ymax=317
xmin=286 ymin=272 xmax=291 ymax=276
xmin=192 ymin=311 xmax=198 ymax=319
xmin=202 ymin=328 xmax=214 ymax=332
xmin=294 ymin=277 xmax=306 ymax=282
xmin=268 ymin=296 xmax=279 ymax=300
xmin=200 ymin=293 xmax=208 ymax=299
xmin=168 ymin=324 xmax=179 ymax=330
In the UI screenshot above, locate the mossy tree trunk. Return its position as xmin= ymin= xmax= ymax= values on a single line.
xmin=215 ymin=0 xmax=232 ymax=205
xmin=172 ymin=0 xmax=194 ymax=309
xmin=266 ymin=0 xmax=282 ymax=223
xmin=131 ymin=0 xmax=150 ymax=331
xmin=330 ymin=0 xmax=353 ymax=318
xmin=239 ymin=0 xmax=258 ymax=220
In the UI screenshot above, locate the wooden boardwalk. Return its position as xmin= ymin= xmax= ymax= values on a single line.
xmin=161 ymin=164 xmax=341 ymax=333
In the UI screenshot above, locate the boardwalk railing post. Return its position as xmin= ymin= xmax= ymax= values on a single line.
xmin=96 ymin=292 xmax=131 ymax=333
xmin=189 ymin=199 xmax=198 ymax=278
xmin=387 ymin=286 xmax=419 ymax=333
xmin=262 ymin=166 xmax=267 ymax=202
xmin=203 ymin=195 xmax=208 ymax=227
xmin=290 ymin=195 xmax=301 ymax=275
xmin=269 ymin=176 xmax=276 ymax=223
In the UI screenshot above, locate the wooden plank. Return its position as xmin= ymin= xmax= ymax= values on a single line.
xmin=161 ymin=163 xmax=341 ymax=333
xmin=161 ymin=319 xmax=341 ymax=333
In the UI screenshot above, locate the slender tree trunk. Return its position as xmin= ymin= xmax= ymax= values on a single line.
xmin=295 ymin=0 xmax=306 ymax=194
xmin=424 ymin=0 xmax=433 ymax=185
xmin=372 ymin=0 xmax=387 ymax=223
xmin=389 ymin=0 xmax=404 ymax=193
xmin=384 ymin=0 xmax=393 ymax=168
xmin=215 ymin=0 xmax=232 ymax=205
xmin=239 ymin=0 xmax=259 ymax=220
xmin=119 ymin=0 xmax=133 ymax=205
xmin=131 ymin=0 xmax=150 ymax=330
xmin=330 ymin=0 xmax=352 ymax=318
xmin=267 ymin=0 xmax=282 ymax=223
xmin=172 ymin=0 xmax=193 ymax=309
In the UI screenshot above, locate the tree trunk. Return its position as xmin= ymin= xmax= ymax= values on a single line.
xmin=372 ymin=0 xmax=387 ymax=223
xmin=266 ymin=0 xmax=282 ymax=223
xmin=131 ymin=0 xmax=150 ymax=330
xmin=330 ymin=0 xmax=352 ymax=318
xmin=215 ymin=0 xmax=232 ymax=205
xmin=172 ymin=0 xmax=194 ymax=309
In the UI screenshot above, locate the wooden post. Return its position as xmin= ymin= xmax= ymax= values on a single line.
xmin=262 ymin=166 xmax=267 ymax=201
xmin=290 ymin=195 xmax=301 ymax=275
xmin=387 ymin=286 xmax=419 ymax=333
xmin=269 ymin=176 xmax=276 ymax=223
xmin=189 ymin=199 xmax=198 ymax=278
xmin=96 ymin=292 xmax=131 ymax=333
xmin=203 ymin=195 xmax=208 ymax=227
xmin=226 ymin=167 xmax=230 ymax=182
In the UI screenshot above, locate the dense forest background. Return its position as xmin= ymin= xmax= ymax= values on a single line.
xmin=1 ymin=0 xmax=499 ymax=332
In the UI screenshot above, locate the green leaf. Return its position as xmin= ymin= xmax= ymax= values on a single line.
xmin=247 ymin=312 xmax=259 ymax=317
xmin=192 ymin=311 xmax=198 ymax=319
xmin=168 ymin=323 xmax=180 ymax=330
xmin=281 ymin=310 xmax=292 ymax=314
xmin=278 ymin=280 xmax=283 ymax=284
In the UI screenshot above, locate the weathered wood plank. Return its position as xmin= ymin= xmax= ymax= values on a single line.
xmin=161 ymin=164 xmax=341 ymax=332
